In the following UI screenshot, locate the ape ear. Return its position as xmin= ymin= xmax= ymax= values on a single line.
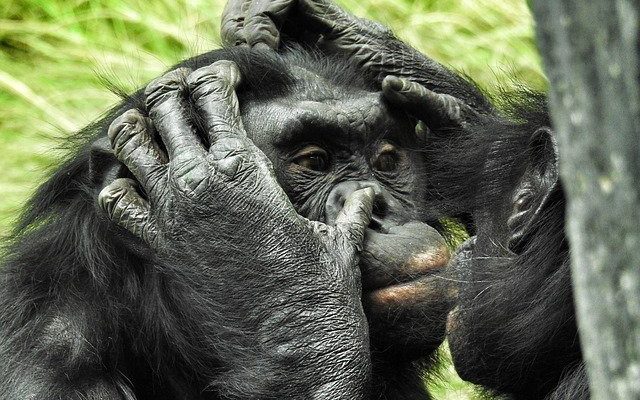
xmin=89 ymin=136 xmax=127 ymax=190
xmin=527 ymin=127 xmax=559 ymax=186
xmin=507 ymin=127 xmax=558 ymax=251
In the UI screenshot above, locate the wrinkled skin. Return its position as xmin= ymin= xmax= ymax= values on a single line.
xmin=221 ymin=0 xmax=494 ymax=112
xmin=99 ymin=61 xmax=377 ymax=400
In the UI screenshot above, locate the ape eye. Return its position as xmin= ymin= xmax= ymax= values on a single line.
xmin=373 ymin=144 xmax=399 ymax=172
xmin=292 ymin=145 xmax=329 ymax=171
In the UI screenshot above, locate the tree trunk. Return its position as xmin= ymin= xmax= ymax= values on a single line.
xmin=531 ymin=1 xmax=640 ymax=398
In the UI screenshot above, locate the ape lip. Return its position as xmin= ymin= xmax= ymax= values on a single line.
xmin=363 ymin=250 xmax=451 ymax=292
xmin=451 ymin=236 xmax=476 ymax=261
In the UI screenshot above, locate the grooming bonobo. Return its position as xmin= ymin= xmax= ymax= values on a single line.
xmin=381 ymin=64 xmax=587 ymax=399
xmin=0 ymin=45 xmax=451 ymax=399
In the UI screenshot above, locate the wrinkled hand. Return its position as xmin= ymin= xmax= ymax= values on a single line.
xmin=97 ymin=60 xmax=374 ymax=399
xmin=221 ymin=0 xmax=494 ymax=112
xmin=381 ymin=75 xmax=481 ymax=130
xmin=221 ymin=0 xmax=392 ymax=49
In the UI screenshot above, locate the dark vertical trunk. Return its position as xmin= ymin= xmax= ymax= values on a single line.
xmin=531 ymin=1 xmax=640 ymax=398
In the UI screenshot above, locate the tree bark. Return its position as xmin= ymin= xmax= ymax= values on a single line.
xmin=531 ymin=1 xmax=640 ymax=398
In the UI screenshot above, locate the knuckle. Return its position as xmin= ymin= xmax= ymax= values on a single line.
xmin=98 ymin=181 xmax=130 ymax=217
xmin=173 ymin=164 xmax=211 ymax=195
xmin=209 ymin=137 xmax=249 ymax=159
xmin=247 ymin=23 xmax=280 ymax=46
xmin=108 ymin=114 xmax=147 ymax=155
xmin=246 ymin=13 xmax=277 ymax=31
xmin=145 ymin=67 xmax=191 ymax=107
xmin=221 ymin=20 xmax=246 ymax=44
xmin=216 ymin=155 xmax=249 ymax=180
xmin=187 ymin=61 xmax=241 ymax=99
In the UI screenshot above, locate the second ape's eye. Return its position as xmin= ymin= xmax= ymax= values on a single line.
xmin=292 ymin=145 xmax=329 ymax=171
xmin=373 ymin=143 xmax=399 ymax=172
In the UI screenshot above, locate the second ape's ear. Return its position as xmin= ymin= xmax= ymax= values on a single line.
xmin=507 ymin=127 xmax=559 ymax=251
xmin=527 ymin=126 xmax=559 ymax=187
xmin=89 ymin=136 xmax=128 ymax=190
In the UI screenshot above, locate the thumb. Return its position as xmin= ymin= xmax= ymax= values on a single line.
xmin=382 ymin=75 xmax=471 ymax=129
xmin=334 ymin=187 xmax=375 ymax=251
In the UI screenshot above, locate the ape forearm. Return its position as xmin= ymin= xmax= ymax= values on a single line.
xmin=336 ymin=21 xmax=493 ymax=114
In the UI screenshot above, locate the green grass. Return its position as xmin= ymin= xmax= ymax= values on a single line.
xmin=0 ymin=0 xmax=543 ymax=397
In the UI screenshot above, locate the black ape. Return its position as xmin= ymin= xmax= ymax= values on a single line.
xmin=437 ymin=98 xmax=587 ymax=400
xmin=0 ymin=45 xmax=450 ymax=399
xmin=384 ymin=80 xmax=588 ymax=399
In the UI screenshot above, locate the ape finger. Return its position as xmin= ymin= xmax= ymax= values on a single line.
xmin=187 ymin=61 xmax=246 ymax=145
xmin=221 ymin=0 xmax=251 ymax=46
xmin=244 ymin=0 xmax=295 ymax=49
xmin=188 ymin=61 xmax=253 ymax=178
xmin=334 ymin=187 xmax=375 ymax=251
xmin=296 ymin=0 xmax=353 ymax=36
xmin=382 ymin=75 xmax=472 ymax=129
xmin=107 ymin=109 xmax=167 ymax=197
xmin=145 ymin=68 xmax=204 ymax=159
xmin=98 ymin=178 xmax=159 ymax=246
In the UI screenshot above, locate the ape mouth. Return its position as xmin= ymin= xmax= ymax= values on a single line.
xmin=366 ymin=267 xmax=449 ymax=306
xmin=359 ymin=221 xmax=451 ymax=306
xmin=447 ymin=236 xmax=476 ymax=271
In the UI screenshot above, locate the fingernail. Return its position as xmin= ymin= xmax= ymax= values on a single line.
xmin=383 ymin=75 xmax=403 ymax=91
xmin=416 ymin=121 xmax=430 ymax=138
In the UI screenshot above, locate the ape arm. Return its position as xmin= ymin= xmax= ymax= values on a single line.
xmin=221 ymin=0 xmax=493 ymax=113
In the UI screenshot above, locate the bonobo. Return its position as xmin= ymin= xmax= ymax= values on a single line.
xmin=389 ymin=83 xmax=589 ymax=399
xmin=221 ymin=0 xmax=591 ymax=398
xmin=0 ymin=44 xmax=451 ymax=399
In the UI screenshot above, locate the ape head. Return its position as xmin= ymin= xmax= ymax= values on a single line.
xmin=419 ymin=92 xmax=584 ymax=398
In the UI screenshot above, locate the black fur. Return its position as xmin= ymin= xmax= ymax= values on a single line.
xmin=1 ymin=45 xmax=447 ymax=400
xmin=424 ymin=93 xmax=588 ymax=399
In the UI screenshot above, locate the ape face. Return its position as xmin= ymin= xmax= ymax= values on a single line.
xmin=244 ymin=87 xmax=425 ymax=226
xmin=236 ymin=56 xmax=453 ymax=361
xmin=439 ymin=119 xmax=580 ymax=398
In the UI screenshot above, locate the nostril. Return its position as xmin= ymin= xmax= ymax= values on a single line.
xmin=368 ymin=216 xmax=389 ymax=233
xmin=325 ymin=181 xmax=391 ymax=226
xmin=372 ymin=195 xmax=388 ymax=218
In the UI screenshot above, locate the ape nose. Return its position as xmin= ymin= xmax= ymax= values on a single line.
xmin=324 ymin=181 xmax=392 ymax=232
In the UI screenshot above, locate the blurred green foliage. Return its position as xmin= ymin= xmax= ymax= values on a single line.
xmin=0 ymin=0 xmax=543 ymax=397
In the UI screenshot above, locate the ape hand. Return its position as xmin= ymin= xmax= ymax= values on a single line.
xmin=221 ymin=0 xmax=391 ymax=52
xmin=381 ymin=75 xmax=482 ymax=130
xmin=98 ymin=60 xmax=374 ymax=399
xmin=221 ymin=0 xmax=493 ymax=111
